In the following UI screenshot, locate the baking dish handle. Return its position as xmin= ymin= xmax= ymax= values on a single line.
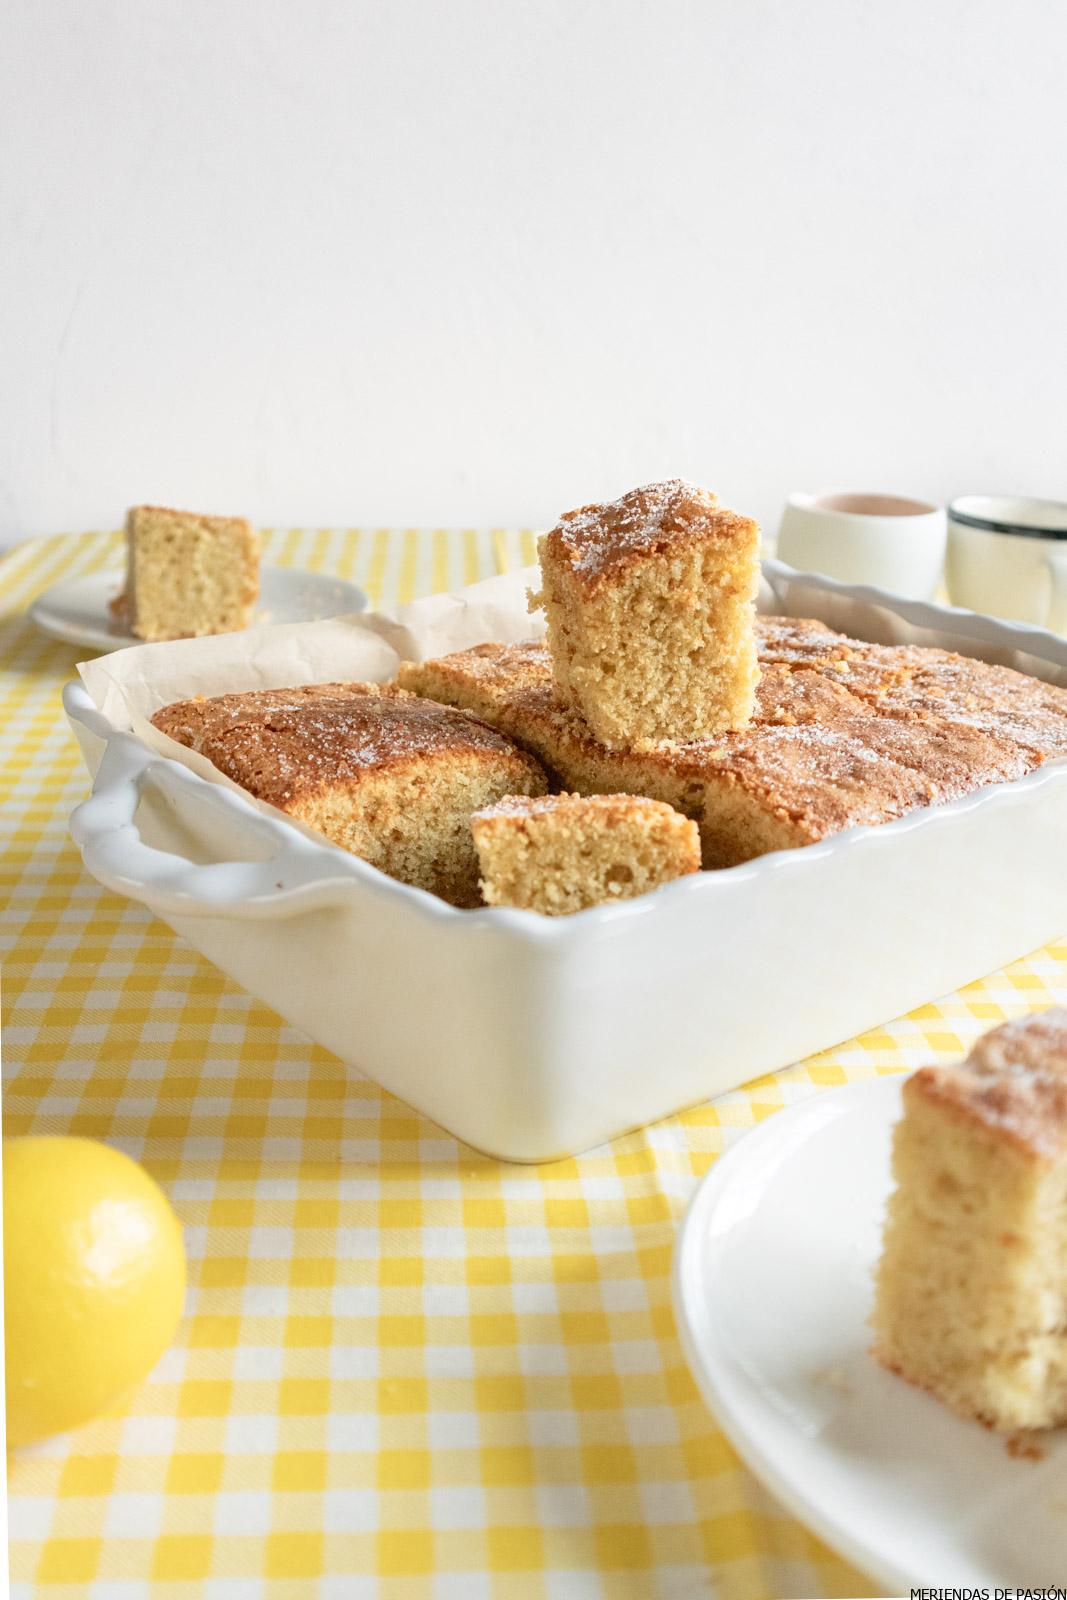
xmin=70 ymin=732 xmax=366 ymax=919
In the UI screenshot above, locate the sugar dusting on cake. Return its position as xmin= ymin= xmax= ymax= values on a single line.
xmin=475 ymin=791 xmax=668 ymax=822
xmin=152 ymin=683 xmax=539 ymax=808
xmin=546 ymin=479 xmax=746 ymax=580
xmin=916 ymin=1010 xmax=1067 ymax=1160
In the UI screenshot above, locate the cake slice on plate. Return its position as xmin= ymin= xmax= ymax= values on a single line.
xmin=120 ymin=504 xmax=261 ymax=641
xmin=872 ymin=1009 xmax=1067 ymax=1430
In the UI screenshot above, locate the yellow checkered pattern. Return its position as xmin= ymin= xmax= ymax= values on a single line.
xmin=3 ymin=528 xmax=1066 ymax=1599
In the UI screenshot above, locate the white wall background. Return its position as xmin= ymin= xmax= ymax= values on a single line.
xmin=2 ymin=0 xmax=1065 ymax=546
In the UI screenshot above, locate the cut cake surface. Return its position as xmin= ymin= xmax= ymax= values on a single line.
xmin=125 ymin=505 xmax=261 ymax=642
xmin=472 ymin=791 xmax=700 ymax=916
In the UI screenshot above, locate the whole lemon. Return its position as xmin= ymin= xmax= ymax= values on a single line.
xmin=4 ymin=1136 xmax=186 ymax=1449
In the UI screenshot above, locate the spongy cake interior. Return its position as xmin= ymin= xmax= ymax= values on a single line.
xmin=472 ymin=793 xmax=700 ymax=915
xmin=297 ymin=755 xmax=542 ymax=907
xmin=128 ymin=506 xmax=260 ymax=642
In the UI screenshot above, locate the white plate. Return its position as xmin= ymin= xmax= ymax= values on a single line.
xmin=673 ymin=1079 xmax=1067 ymax=1592
xmin=29 ymin=566 xmax=367 ymax=652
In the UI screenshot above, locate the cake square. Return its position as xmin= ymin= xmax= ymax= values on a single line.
xmin=472 ymin=792 xmax=700 ymax=915
xmin=124 ymin=505 xmax=261 ymax=641
xmin=529 ymin=480 xmax=761 ymax=750
xmin=151 ymin=683 xmax=548 ymax=907
xmin=872 ymin=1010 xmax=1067 ymax=1430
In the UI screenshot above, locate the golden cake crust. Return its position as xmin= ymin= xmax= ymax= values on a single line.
xmin=752 ymin=614 xmax=854 ymax=669
xmin=761 ymin=623 xmax=1067 ymax=755
xmin=865 ymin=652 xmax=1067 ymax=757
xmin=152 ymin=682 xmax=543 ymax=810
xmin=702 ymin=713 xmax=1028 ymax=840
xmin=539 ymin=480 xmax=746 ymax=591
xmin=474 ymin=789 xmax=694 ymax=832
xmin=907 ymin=1009 xmax=1067 ymax=1162
xmin=399 ymin=641 xmax=551 ymax=704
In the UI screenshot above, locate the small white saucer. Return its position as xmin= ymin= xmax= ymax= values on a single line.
xmin=28 ymin=566 xmax=368 ymax=653
xmin=673 ymin=1078 xmax=1067 ymax=1591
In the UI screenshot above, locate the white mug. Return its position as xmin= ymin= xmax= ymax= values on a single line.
xmin=946 ymin=496 xmax=1067 ymax=630
xmin=776 ymin=491 xmax=946 ymax=599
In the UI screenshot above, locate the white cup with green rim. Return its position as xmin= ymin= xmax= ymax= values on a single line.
xmin=946 ymin=496 xmax=1067 ymax=629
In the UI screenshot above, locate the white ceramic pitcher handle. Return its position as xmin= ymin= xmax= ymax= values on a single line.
xmin=70 ymin=732 xmax=367 ymax=920
xmin=1045 ymin=550 xmax=1067 ymax=635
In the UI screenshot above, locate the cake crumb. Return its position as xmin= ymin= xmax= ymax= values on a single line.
xmin=472 ymin=791 xmax=699 ymax=915
xmin=122 ymin=504 xmax=261 ymax=641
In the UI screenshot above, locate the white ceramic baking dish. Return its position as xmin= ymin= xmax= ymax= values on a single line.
xmin=65 ymin=561 xmax=1067 ymax=1162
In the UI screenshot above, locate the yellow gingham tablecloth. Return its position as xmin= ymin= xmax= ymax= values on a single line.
xmin=4 ymin=528 xmax=1067 ymax=1600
